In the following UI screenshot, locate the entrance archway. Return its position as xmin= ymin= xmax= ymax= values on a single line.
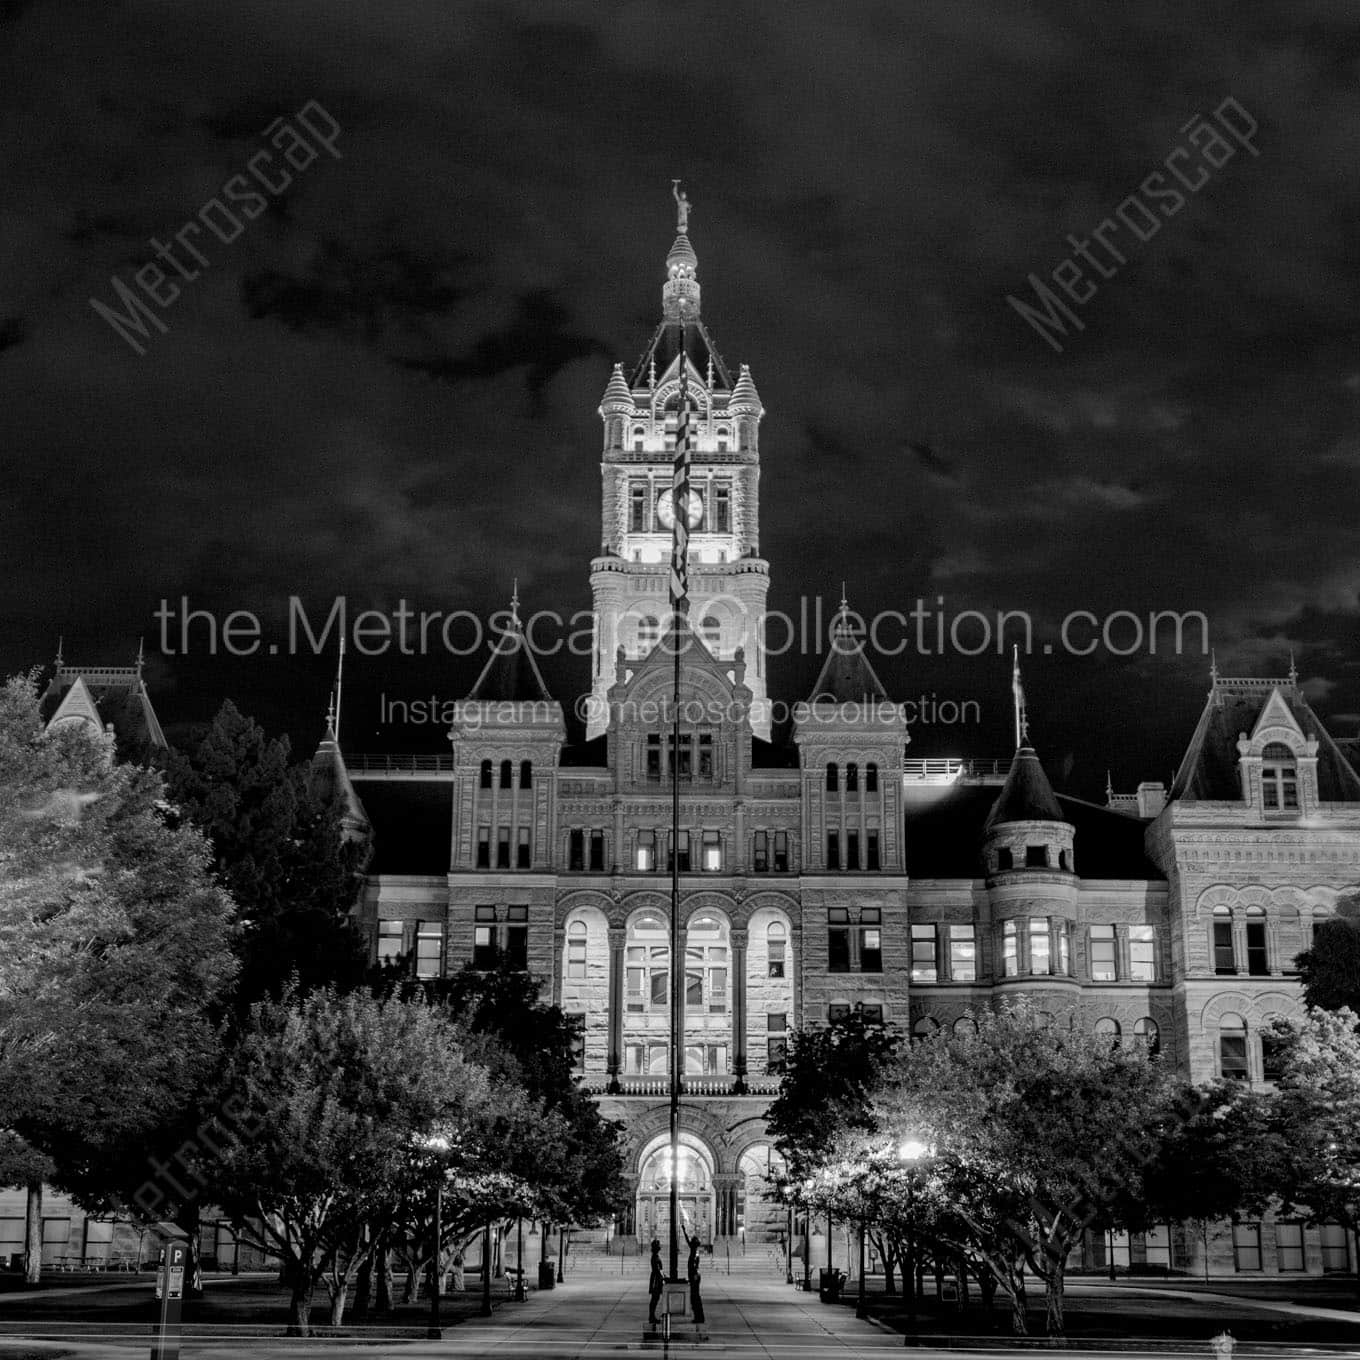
xmin=635 ymin=1132 xmax=716 ymax=1246
xmin=737 ymin=1143 xmax=786 ymax=1243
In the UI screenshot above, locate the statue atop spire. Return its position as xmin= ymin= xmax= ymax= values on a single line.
xmin=672 ymin=179 xmax=691 ymax=232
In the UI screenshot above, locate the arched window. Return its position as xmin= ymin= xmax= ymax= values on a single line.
xmin=846 ymin=762 xmax=859 ymax=792
xmin=1261 ymin=742 xmax=1298 ymax=811
xmin=701 ymin=616 xmax=721 ymax=651
xmin=766 ymin=920 xmax=787 ymax=979
xmin=520 ymin=760 xmax=532 ymax=789
xmin=1219 ymin=1013 xmax=1248 ymax=1080
xmin=633 ymin=425 xmax=646 ymax=452
xmin=716 ymin=425 xmax=730 ymax=452
xmin=1134 ymin=1017 xmax=1160 ymax=1055
xmin=479 ymin=759 xmax=492 ymax=789
xmin=638 ymin=615 xmax=660 ymax=652
xmin=565 ymin=921 xmax=588 ymax=980
xmin=865 ymin=763 xmax=879 ymax=793
xmin=912 ymin=1016 xmax=939 ymax=1042
xmin=1212 ymin=904 xmax=1236 ymax=974
xmin=826 ymin=763 xmax=838 ymax=792
xmin=685 ymin=913 xmax=729 ymax=1016
xmin=1245 ymin=905 xmax=1268 ymax=975
xmin=1094 ymin=1017 xmax=1121 ymax=1047
xmin=499 ymin=759 xmax=512 ymax=789
xmin=953 ymin=1015 xmax=978 ymax=1037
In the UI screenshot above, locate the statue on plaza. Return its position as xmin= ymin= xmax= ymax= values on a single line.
xmin=685 ymin=1231 xmax=705 ymax=1325
xmin=647 ymin=1238 xmax=664 ymax=1326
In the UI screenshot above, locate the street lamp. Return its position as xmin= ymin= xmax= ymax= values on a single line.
xmin=415 ymin=1133 xmax=450 ymax=1341
xmin=897 ymin=1140 xmax=932 ymax=1343
xmin=801 ymin=1179 xmax=815 ymax=1292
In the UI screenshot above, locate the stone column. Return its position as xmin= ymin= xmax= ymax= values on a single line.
xmin=607 ymin=928 xmax=626 ymax=1093
xmin=731 ymin=928 xmax=748 ymax=1093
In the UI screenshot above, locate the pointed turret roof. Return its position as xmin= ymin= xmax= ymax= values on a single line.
xmin=465 ymin=590 xmax=554 ymax=704
xmin=310 ymin=712 xmax=370 ymax=838
xmin=630 ymin=319 xmax=732 ymax=390
xmin=806 ymin=596 xmax=889 ymax=704
xmin=40 ymin=652 xmax=167 ymax=752
xmin=599 ymin=362 xmax=633 ymax=413
xmin=985 ymin=746 xmax=1067 ymax=831
xmin=729 ymin=363 xmax=762 ymax=412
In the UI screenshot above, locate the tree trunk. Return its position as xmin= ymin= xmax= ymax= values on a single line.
xmin=288 ymin=1273 xmax=315 ymax=1338
xmin=374 ymin=1245 xmax=392 ymax=1314
xmin=401 ymin=1257 xmax=417 ymax=1303
xmin=23 ymin=1181 xmax=42 ymax=1284
xmin=1352 ymin=1226 xmax=1360 ymax=1299
xmin=176 ymin=1202 xmax=203 ymax=1300
xmin=957 ymin=1255 xmax=970 ymax=1306
xmin=352 ymin=1255 xmax=373 ymax=1320
xmin=979 ymin=1268 xmax=997 ymax=1310
xmin=1010 ymin=1283 xmax=1028 ymax=1337
xmin=329 ymin=1278 xmax=347 ymax=1327
xmin=1044 ymin=1264 xmax=1065 ymax=1338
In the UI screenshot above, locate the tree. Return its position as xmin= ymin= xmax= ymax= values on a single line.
xmin=205 ymin=988 xmax=491 ymax=1335
xmin=1295 ymin=893 xmax=1360 ymax=1015
xmin=877 ymin=1000 xmax=1178 ymax=1337
xmin=161 ymin=700 xmax=368 ymax=1009
xmin=0 ymin=673 xmax=238 ymax=1281
xmin=1268 ymin=1007 xmax=1360 ymax=1297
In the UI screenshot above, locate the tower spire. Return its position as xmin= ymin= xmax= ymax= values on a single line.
xmin=331 ymin=633 xmax=346 ymax=745
xmin=1011 ymin=645 xmax=1029 ymax=749
xmin=510 ymin=578 xmax=521 ymax=628
xmin=662 ymin=181 xmax=700 ymax=321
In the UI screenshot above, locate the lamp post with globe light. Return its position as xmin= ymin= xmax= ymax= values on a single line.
xmin=414 ymin=1132 xmax=450 ymax=1340
xmin=897 ymin=1139 xmax=932 ymax=1339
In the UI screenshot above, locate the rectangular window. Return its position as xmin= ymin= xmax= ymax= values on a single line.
xmin=625 ymin=947 xmax=645 ymax=1011
xmin=685 ymin=1044 xmax=728 ymax=1076
xmin=567 ymin=1014 xmax=586 ymax=1071
xmin=708 ymin=965 xmax=727 ymax=1013
xmin=1232 ymin=1222 xmax=1262 ymax=1272
xmin=516 ymin=826 xmax=531 ymax=869
xmin=629 ymin=482 xmax=648 ymax=533
xmin=714 ymin=483 xmax=731 ymax=532
xmin=948 ymin=925 xmax=976 ymax=982
xmin=686 ymin=969 xmax=703 ymax=1007
xmin=1261 ymin=1032 xmax=1287 ymax=1083
xmin=702 ymin=830 xmax=722 ymax=872
xmin=860 ymin=909 xmax=883 ymax=973
xmin=496 ymin=826 xmax=511 ymax=869
xmin=1245 ymin=920 xmax=1269 ymax=976
xmin=650 ymin=965 xmax=668 ymax=1007
xmin=1220 ymin=1033 xmax=1249 ymax=1081
xmin=1276 ymin=1222 xmax=1305 ymax=1271
xmin=415 ymin=923 xmax=443 ymax=979
xmin=910 ymin=924 xmax=938 ymax=982
xmin=624 ymin=1043 xmax=646 ymax=1075
xmin=1029 ymin=918 xmax=1051 ymax=975
xmin=866 ymin=830 xmax=880 ymax=871
xmin=1002 ymin=920 xmax=1019 ymax=977
xmin=1090 ymin=925 xmax=1117 ymax=981
xmin=1056 ymin=920 xmax=1072 ymax=975
xmin=1129 ymin=926 xmax=1157 ymax=981
xmin=589 ymin=830 xmax=606 ymax=872
xmin=828 ymin=1003 xmax=851 ymax=1023
xmin=377 ymin=919 xmax=404 ymax=966
xmin=504 ymin=905 xmax=528 ymax=970
xmin=753 ymin=831 xmax=769 ymax=873
xmin=860 ymin=1003 xmax=884 ymax=1025
xmin=698 ymin=734 xmax=714 ymax=781
xmin=568 ymin=829 xmax=585 ymax=872
xmin=828 ymin=907 xmax=851 ymax=973
xmin=668 ymin=830 xmax=691 ymax=872
xmin=766 ymin=1036 xmax=787 ymax=1073
xmin=767 ymin=1012 xmax=787 ymax=1032
xmin=774 ymin=831 xmax=789 ymax=872
xmin=768 ymin=939 xmax=786 ymax=978
xmin=473 ymin=905 xmax=497 ymax=969
xmin=846 ymin=831 xmax=860 ymax=871
xmin=669 ymin=733 xmax=693 ymax=781
xmin=1321 ymin=1224 xmax=1350 ymax=1271
xmin=1026 ymin=844 xmax=1048 ymax=868
xmin=826 ymin=832 xmax=841 ymax=871
xmin=1213 ymin=920 xmax=1236 ymax=974
xmin=636 ymin=830 xmax=656 ymax=872
xmin=567 ymin=932 xmax=587 ymax=980
xmin=646 ymin=735 xmax=662 ymax=782
xmin=476 ymin=826 xmax=490 ymax=869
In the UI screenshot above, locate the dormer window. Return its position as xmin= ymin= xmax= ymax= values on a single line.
xmin=1261 ymin=743 xmax=1298 ymax=811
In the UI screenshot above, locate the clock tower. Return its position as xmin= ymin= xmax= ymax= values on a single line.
xmin=586 ymin=193 xmax=772 ymax=739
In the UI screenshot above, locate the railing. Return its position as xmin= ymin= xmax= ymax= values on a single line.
xmin=579 ymin=1075 xmax=781 ymax=1098
xmin=347 ymin=753 xmax=456 ymax=777
xmin=902 ymin=758 xmax=1008 ymax=785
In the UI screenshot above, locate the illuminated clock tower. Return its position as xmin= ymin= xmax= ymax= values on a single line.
xmin=586 ymin=191 xmax=771 ymax=739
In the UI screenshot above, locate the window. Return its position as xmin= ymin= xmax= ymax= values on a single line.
xmin=768 ymin=1012 xmax=787 ymax=1032
xmin=846 ymin=762 xmax=859 ymax=792
xmin=996 ymin=847 xmax=1013 ymax=871
xmin=866 ymin=830 xmax=880 ymax=871
xmin=1261 ymin=1031 xmax=1287 ymax=1083
xmin=827 ymin=1003 xmax=851 ymax=1023
xmin=415 ymin=923 xmax=443 ymax=979
xmin=860 ymin=909 xmax=883 ymax=973
xmin=1094 ymin=1017 xmax=1121 ymax=1047
xmin=687 ymin=917 xmax=728 ymax=1013
xmin=698 ymin=734 xmax=714 ymax=780
xmin=1261 ymin=742 xmax=1298 ymax=811
xmin=516 ymin=826 xmax=531 ymax=869
xmin=479 ymin=759 xmax=492 ymax=789
xmin=953 ymin=1015 xmax=978 ymax=1036
xmin=566 ymin=921 xmax=588 ymax=979
xmin=377 ymin=919 xmax=403 ymax=966
xmin=1029 ymin=918 xmax=1051 ymax=975
xmin=1026 ymin=844 xmax=1048 ymax=868
xmin=1134 ymin=1017 xmax=1160 ymax=1055
xmin=500 ymin=759 xmax=512 ymax=789
xmin=948 ymin=925 xmax=976 ymax=981
xmin=588 ymin=830 xmax=605 ymax=871
xmin=504 ymin=905 xmax=528 ymax=969
xmin=496 ymin=826 xmax=511 ymax=869
xmin=668 ymin=830 xmax=691 ymax=872
xmin=685 ymin=1044 xmax=728 ymax=1075
xmin=826 ymin=832 xmax=841 ymax=870
xmin=626 ymin=919 xmax=669 ymax=1012
xmin=1276 ymin=1221 xmax=1305 ymax=1271
xmin=714 ymin=482 xmax=731 ymax=529
xmin=861 ymin=1003 xmax=885 ymax=1024
xmin=632 ymin=426 xmax=646 ymax=453
xmin=912 ymin=1016 xmax=939 ymax=1041
xmin=826 ymin=763 xmax=838 ymax=792
xmin=636 ymin=830 xmax=656 ymax=872
xmin=1232 ymin=1221 xmax=1262 ymax=1272
xmin=701 ymin=616 xmax=720 ymax=651
xmin=753 ymin=831 xmax=769 ymax=872
xmin=1002 ymin=920 xmax=1019 ymax=976
xmin=701 ymin=830 xmax=721 ymax=872
xmin=1129 ymin=925 xmax=1157 ymax=981
xmin=768 ymin=922 xmax=787 ymax=977
xmin=568 ymin=830 xmax=585 ymax=872
xmin=766 ymin=1036 xmax=787 ymax=1073
xmin=1213 ymin=906 xmax=1236 ymax=974
xmin=1090 ymin=925 xmax=1117 ymax=981
xmin=1055 ymin=920 xmax=1072 ymax=975
xmin=1220 ymin=1014 xmax=1249 ymax=1081
xmin=624 ymin=1043 xmax=668 ymax=1075
xmin=473 ymin=906 xmax=498 ymax=968
xmin=866 ymin=763 xmax=879 ymax=793
xmin=910 ymin=924 xmax=938 ymax=982
xmin=669 ymin=733 xmax=693 ymax=781
xmin=1245 ymin=908 xmax=1268 ymax=975
xmin=828 ymin=908 xmax=851 ymax=973
xmin=629 ymin=482 xmax=648 ymax=531
xmin=773 ymin=831 xmax=789 ymax=872
xmin=638 ymin=615 xmax=660 ymax=652
xmin=476 ymin=826 xmax=490 ymax=868
xmin=567 ymin=1014 xmax=586 ymax=1071
xmin=1321 ymin=1224 xmax=1350 ymax=1271
xmin=646 ymin=734 xmax=661 ymax=782
xmin=845 ymin=830 xmax=860 ymax=871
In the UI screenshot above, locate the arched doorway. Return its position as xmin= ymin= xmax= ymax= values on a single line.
xmin=635 ymin=1132 xmax=716 ymax=1246
xmin=736 ymin=1143 xmax=786 ymax=1243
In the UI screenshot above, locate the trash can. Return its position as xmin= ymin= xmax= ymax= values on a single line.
xmin=538 ymin=1260 xmax=556 ymax=1291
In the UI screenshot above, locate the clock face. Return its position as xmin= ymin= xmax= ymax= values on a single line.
xmin=656 ymin=488 xmax=704 ymax=529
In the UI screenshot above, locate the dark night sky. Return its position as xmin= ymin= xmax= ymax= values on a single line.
xmin=2 ymin=0 xmax=1359 ymax=797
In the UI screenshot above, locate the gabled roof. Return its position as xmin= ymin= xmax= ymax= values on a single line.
xmin=40 ymin=661 xmax=166 ymax=753
xmin=984 ymin=746 xmax=1067 ymax=831
xmin=629 ymin=319 xmax=733 ymax=390
xmin=806 ymin=607 xmax=889 ymax=704
xmin=1170 ymin=677 xmax=1360 ymax=802
xmin=465 ymin=616 xmax=554 ymax=704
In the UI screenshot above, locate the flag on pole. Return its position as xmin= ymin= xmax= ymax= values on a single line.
xmin=669 ymin=349 xmax=692 ymax=612
xmin=1011 ymin=644 xmax=1028 ymax=748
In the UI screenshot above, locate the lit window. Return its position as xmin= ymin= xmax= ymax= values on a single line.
xmin=1055 ymin=920 xmax=1072 ymax=975
xmin=1260 ymin=743 xmax=1298 ymax=811
xmin=1002 ymin=920 xmax=1019 ymax=976
xmin=636 ymin=830 xmax=656 ymax=872
xmin=1090 ymin=925 xmax=1117 ymax=981
xmin=1129 ymin=925 xmax=1157 ymax=981
xmin=415 ymin=923 xmax=443 ymax=979
xmin=948 ymin=925 xmax=976 ymax=981
xmin=1029 ymin=918 xmax=1051 ymax=975
xmin=473 ymin=906 xmax=497 ymax=969
xmin=910 ymin=924 xmax=937 ymax=982
xmin=377 ymin=919 xmax=404 ymax=966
